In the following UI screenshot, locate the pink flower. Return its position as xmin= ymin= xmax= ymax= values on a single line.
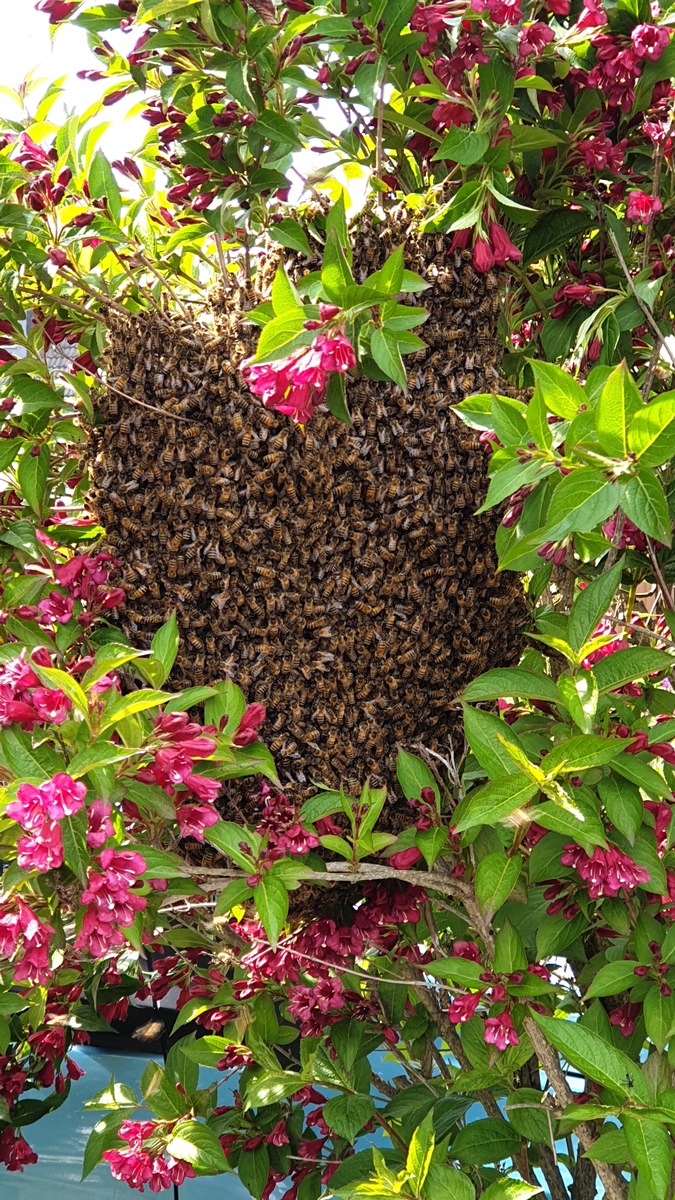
xmin=631 ymin=23 xmax=670 ymax=61
xmin=410 ymin=3 xmax=453 ymax=55
xmin=609 ymin=1001 xmax=641 ymax=1037
xmin=389 ymin=847 xmax=423 ymax=870
xmin=484 ymin=1011 xmax=519 ymax=1051
xmin=473 ymin=237 xmax=495 ymax=273
xmin=518 ymin=22 xmax=555 ymax=57
xmin=232 ymin=702 xmax=267 ymax=747
xmin=0 ymin=900 xmax=54 ymax=985
xmin=448 ymin=992 xmax=481 ymax=1022
xmin=626 ymin=190 xmax=662 ymax=222
xmin=0 ymin=1128 xmax=38 ymax=1172
xmin=44 ymin=774 xmax=87 ymax=819
xmin=86 ymin=799 xmax=114 ymax=849
xmin=317 ymin=332 xmax=357 ymax=374
xmin=452 ymin=940 xmax=482 ymax=962
xmin=267 ymin=1120 xmax=290 ymax=1147
xmin=175 ymin=802 xmax=220 ymax=841
xmin=37 ymin=590 xmax=74 ymax=625
xmin=17 ymin=823 xmax=63 ymax=872
xmin=103 ymin=1119 xmax=195 ymax=1192
xmin=488 ymin=222 xmax=522 ymax=266
xmin=31 ymin=687 xmax=72 ymax=725
xmin=561 ymin=844 xmax=650 ymax=898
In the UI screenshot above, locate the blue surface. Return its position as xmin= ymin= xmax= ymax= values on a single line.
xmin=1 ymin=1045 xmax=251 ymax=1198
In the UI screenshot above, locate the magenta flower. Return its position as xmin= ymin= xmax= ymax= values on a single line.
xmin=175 ymin=802 xmax=220 ymax=841
xmin=243 ymin=332 xmax=356 ymax=425
xmin=626 ymin=190 xmax=663 ymax=222
xmin=232 ymin=702 xmax=267 ymax=746
xmin=37 ymin=590 xmax=74 ymax=625
xmin=17 ymin=822 xmax=63 ymax=872
xmin=561 ymin=844 xmax=650 ymax=899
xmin=31 ymin=687 xmax=72 ymax=725
xmin=484 ymin=1011 xmax=519 ymax=1051
xmin=448 ymin=992 xmax=482 ymax=1023
xmin=473 ymin=237 xmax=495 ymax=273
xmin=488 ymin=221 xmax=522 ymax=266
xmin=631 ymin=23 xmax=670 ymax=61
xmin=609 ymin=1001 xmax=641 ymax=1037
xmin=389 ymin=846 xmax=423 ymax=870
xmin=518 ymin=21 xmax=555 ymax=56
xmin=86 ymin=799 xmax=114 ymax=849
xmin=0 ymin=1129 xmax=38 ymax=1172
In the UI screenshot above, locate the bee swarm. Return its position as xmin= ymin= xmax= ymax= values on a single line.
xmin=87 ymin=213 xmax=525 ymax=798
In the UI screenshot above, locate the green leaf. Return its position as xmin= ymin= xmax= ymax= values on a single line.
xmin=526 ymin=386 xmax=552 ymax=450
xmin=100 ymin=689 xmax=172 ymax=732
xmin=254 ymin=311 xmax=310 ymax=363
xmin=628 ymin=392 xmax=675 ymax=467
xmin=422 ymin=181 xmax=484 ymax=233
xmin=149 ymin=611 xmax=179 ymax=684
xmin=271 ymin=264 xmax=302 ymax=316
xmin=621 ymin=470 xmax=672 ymax=545
xmin=481 ymin=1182 xmax=543 ymax=1200
xmin=463 ymin=706 xmax=525 ymax=779
xmin=592 ymin=647 xmax=672 ymax=692
xmin=406 ymin=1111 xmax=435 ymax=1190
xmin=323 ymin=1095 xmax=375 ymax=1142
xmin=623 ymin=1114 xmax=672 ymax=1200
xmin=474 ymin=851 xmax=521 ymax=918
xmin=452 ymin=775 xmax=538 ymax=834
xmin=205 ymin=821 xmax=258 ymax=869
xmin=325 ymin=191 xmax=351 ymax=260
xmin=322 ymin=227 xmax=353 ymax=304
xmin=375 ymin=245 xmax=405 ymax=295
xmin=523 ymin=208 xmax=593 ymax=264
xmin=30 ymin=662 xmax=89 ymax=719
xmin=557 ymin=672 xmax=599 ymax=734
xmin=214 ymin=878 xmax=253 ymax=918
xmin=254 ymin=874 xmax=288 ymax=946
xmin=433 ymin=127 xmax=489 ymax=165
xmin=568 ymin=560 xmax=625 ymax=651
xmin=61 ymin=807 xmax=89 ymax=884
xmin=613 ymin=753 xmax=671 ymax=800
xmin=269 ymin=218 xmax=312 ymax=257
xmin=644 ymin=984 xmax=675 ymax=1053
xmin=425 ymin=958 xmax=483 ymax=987
xmin=416 ymin=825 xmax=448 ymax=868
xmin=325 ymin=372 xmax=351 ymax=424
xmin=504 ymin=1090 xmax=554 ymax=1147
xmin=543 ymin=735 xmax=623 ymax=774
xmin=452 ymin=1118 xmax=521 ymax=1165
xmin=238 ymin=1143 xmax=270 ymax=1200
xmin=530 ymin=1012 xmax=648 ymax=1101
xmin=81 ymin=1111 xmax=126 ymax=1180
xmin=166 ymin=1120 xmax=230 ymax=1175
xmin=422 ymin=1164 xmax=475 ymax=1200
xmin=595 ymin=362 xmax=642 ymax=458
xmin=461 ymin=668 xmax=560 ymax=705
xmin=89 ymin=149 xmax=122 ymax=221
xmin=544 ymin=470 xmax=620 ymax=541
xmin=582 ymin=1125 xmax=628 ymax=1164
xmin=17 ymin=445 xmax=49 ymax=516
xmin=597 ymin=776 xmax=643 ymax=844
xmin=396 ymin=749 xmax=439 ymax=804
xmin=584 ymin=961 xmax=639 ymax=999
xmin=370 ymin=327 xmax=407 ymax=390
xmin=528 ymin=361 xmax=586 ymax=420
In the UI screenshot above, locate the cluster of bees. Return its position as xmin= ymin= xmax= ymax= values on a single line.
xmin=87 ymin=209 xmax=525 ymax=806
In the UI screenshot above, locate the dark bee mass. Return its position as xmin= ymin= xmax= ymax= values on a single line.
xmin=87 ymin=209 xmax=525 ymax=801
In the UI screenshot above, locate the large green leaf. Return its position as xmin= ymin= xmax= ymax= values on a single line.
xmin=530 ymin=1012 xmax=648 ymax=1101
xmin=452 ymin=775 xmax=538 ymax=833
xmin=628 ymin=392 xmax=675 ymax=467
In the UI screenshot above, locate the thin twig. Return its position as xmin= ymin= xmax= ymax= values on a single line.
xmin=105 ymin=379 xmax=203 ymax=424
xmin=605 ymin=224 xmax=675 ymax=372
xmin=523 ymin=1017 xmax=628 ymax=1200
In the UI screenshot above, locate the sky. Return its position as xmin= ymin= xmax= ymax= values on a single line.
xmin=0 ymin=5 xmax=362 ymax=207
xmin=0 ymin=4 xmax=146 ymax=158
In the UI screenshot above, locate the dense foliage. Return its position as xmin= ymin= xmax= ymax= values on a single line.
xmin=1 ymin=1 xmax=675 ymax=1199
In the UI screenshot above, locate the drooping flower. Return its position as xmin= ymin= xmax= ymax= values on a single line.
xmin=448 ymin=992 xmax=481 ymax=1023
xmin=232 ymin=702 xmax=267 ymax=747
xmin=626 ymin=190 xmax=662 ymax=222
xmin=483 ymin=1010 xmax=519 ymax=1051
xmin=561 ymin=844 xmax=650 ymax=898
xmin=609 ymin=1001 xmax=641 ymax=1037
xmin=243 ymin=333 xmax=356 ymax=425
xmin=631 ymin=23 xmax=670 ymax=61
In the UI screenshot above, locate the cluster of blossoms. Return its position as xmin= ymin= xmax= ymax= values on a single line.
xmin=253 ymin=782 xmax=320 ymax=869
xmin=560 ymin=843 xmax=651 ymax=899
xmin=0 ymin=899 xmax=54 ymax=985
xmin=0 ymin=552 xmax=125 ymax=630
xmin=450 ymin=220 xmax=522 ymax=273
xmin=446 ymin=941 xmax=551 ymax=1050
xmin=103 ymin=1119 xmax=196 ymax=1193
xmin=0 ymin=649 xmax=74 ymax=729
xmin=7 ymin=773 xmax=86 ymax=872
xmin=0 ymin=1129 xmax=38 ymax=1173
xmin=587 ymin=25 xmax=670 ymax=111
xmin=243 ymin=318 xmax=356 ymax=424
xmin=75 ymin=849 xmax=147 ymax=957
xmin=134 ymin=711 xmax=219 ymax=841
